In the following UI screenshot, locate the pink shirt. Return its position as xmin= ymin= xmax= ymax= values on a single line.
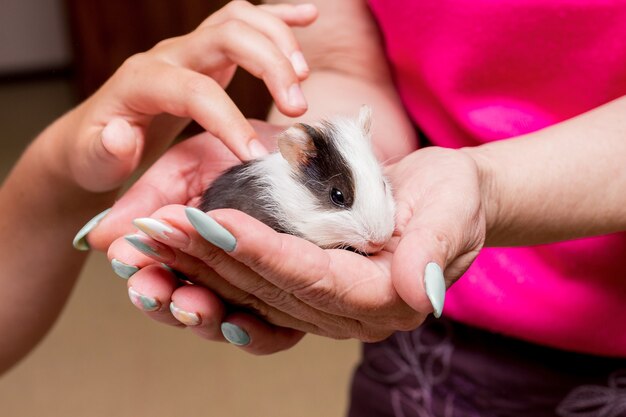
xmin=368 ymin=0 xmax=626 ymax=356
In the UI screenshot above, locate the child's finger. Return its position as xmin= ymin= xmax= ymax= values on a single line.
xmin=168 ymin=22 xmax=307 ymax=116
xmin=120 ymin=59 xmax=260 ymax=161
xmin=201 ymin=1 xmax=317 ymax=78
xmin=257 ymin=3 xmax=318 ymax=26
xmin=205 ymin=2 xmax=317 ymax=29
xmin=70 ymin=118 xmax=142 ymax=192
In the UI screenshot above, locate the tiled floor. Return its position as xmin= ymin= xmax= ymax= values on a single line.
xmin=0 ymin=77 xmax=359 ymax=417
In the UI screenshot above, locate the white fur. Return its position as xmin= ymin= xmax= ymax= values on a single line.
xmin=247 ymin=110 xmax=396 ymax=252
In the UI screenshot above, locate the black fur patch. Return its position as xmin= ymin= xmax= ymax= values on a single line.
xmin=298 ymin=123 xmax=355 ymax=210
xmin=198 ymin=162 xmax=289 ymax=234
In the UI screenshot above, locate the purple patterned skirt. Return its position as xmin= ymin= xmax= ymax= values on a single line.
xmin=348 ymin=317 xmax=626 ymax=417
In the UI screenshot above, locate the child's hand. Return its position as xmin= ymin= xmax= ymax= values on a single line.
xmin=51 ymin=1 xmax=317 ymax=192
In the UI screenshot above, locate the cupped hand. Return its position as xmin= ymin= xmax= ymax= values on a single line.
xmin=56 ymin=1 xmax=317 ymax=192
xmin=108 ymin=146 xmax=487 ymax=347
xmin=88 ymin=124 xmax=312 ymax=354
xmin=386 ymin=146 xmax=487 ymax=315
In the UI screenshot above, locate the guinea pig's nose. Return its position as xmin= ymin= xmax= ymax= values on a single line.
xmin=363 ymin=240 xmax=386 ymax=254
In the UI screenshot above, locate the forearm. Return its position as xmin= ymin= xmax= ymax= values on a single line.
xmin=0 ymin=112 xmax=116 ymax=373
xmin=465 ymin=96 xmax=626 ymax=246
xmin=266 ymin=0 xmax=418 ymax=162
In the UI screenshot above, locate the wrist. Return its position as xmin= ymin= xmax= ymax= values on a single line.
xmin=459 ymin=145 xmax=503 ymax=247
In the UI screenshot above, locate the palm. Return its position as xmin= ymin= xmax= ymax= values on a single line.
xmin=88 ymin=121 xmax=283 ymax=251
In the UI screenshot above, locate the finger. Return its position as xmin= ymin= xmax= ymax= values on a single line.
xmin=205 ymin=2 xmax=318 ymax=29
xmin=391 ymin=226 xmax=450 ymax=318
xmin=169 ymin=285 xmax=304 ymax=354
xmin=125 ymin=211 xmax=328 ymax=335
xmin=221 ymin=311 xmax=306 ymax=355
xmin=131 ymin=206 xmax=360 ymax=336
xmin=117 ymin=58 xmax=264 ymax=161
xmin=170 ymin=284 xmax=226 ymax=340
xmin=71 ymin=118 xmax=141 ymax=192
xmin=107 ymin=235 xmax=157 ymax=279
xmin=257 ymin=3 xmax=318 ymax=26
xmin=86 ymin=133 xmax=238 ymax=251
xmin=182 ymin=208 xmax=412 ymax=333
xmin=169 ymin=22 xmax=307 ymax=115
xmin=127 ymin=264 xmax=184 ymax=327
xmin=201 ymin=1 xmax=318 ymax=78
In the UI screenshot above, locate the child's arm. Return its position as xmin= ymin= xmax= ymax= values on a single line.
xmin=0 ymin=2 xmax=317 ymax=374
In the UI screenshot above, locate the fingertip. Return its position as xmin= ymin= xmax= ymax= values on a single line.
xmin=392 ymin=231 xmax=446 ymax=317
xmin=248 ymin=138 xmax=269 ymax=159
xmin=289 ymin=51 xmax=309 ymax=79
xmin=221 ymin=312 xmax=305 ymax=355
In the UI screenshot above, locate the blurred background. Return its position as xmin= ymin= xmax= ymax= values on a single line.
xmin=0 ymin=1 xmax=360 ymax=416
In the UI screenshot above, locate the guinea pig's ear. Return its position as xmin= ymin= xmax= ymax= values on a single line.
xmin=358 ymin=105 xmax=373 ymax=136
xmin=277 ymin=123 xmax=317 ymax=167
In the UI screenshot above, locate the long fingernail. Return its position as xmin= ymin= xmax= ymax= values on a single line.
xmin=111 ymin=258 xmax=139 ymax=279
xmin=290 ymin=51 xmax=309 ymax=76
xmin=72 ymin=208 xmax=111 ymax=251
xmin=124 ymin=234 xmax=175 ymax=263
xmin=133 ymin=218 xmax=189 ymax=246
xmin=160 ymin=264 xmax=190 ymax=281
xmin=221 ymin=322 xmax=250 ymax=346
xmin=288 ymin=83 xmax=307 ymax=109
xmin=170 ymin=302 xmax=201 ymax=326
xmin=248 ymin=139 xmax=269 ymax=159
xmin=128 ymin=287 xmax=160 ymax=311
xmin=424 ymin=262 xmax=446 ymax=318
xmin=184 ymin=207 xmax=236 ymax=252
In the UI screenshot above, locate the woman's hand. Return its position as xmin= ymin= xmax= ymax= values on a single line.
xmin=49 ymin=1 xmax=317 ymax=193
xmin=386 ymin=147 xmax=486 ymax=315
xmin=106 ymin=146 xmax=488 ymax=347
xmin=87 ymin=125 xmax=310 ymax=355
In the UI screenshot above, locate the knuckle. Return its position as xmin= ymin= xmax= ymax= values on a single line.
xmin=225 ymin=0 xmax=253 ymax=14
xmin=249 ymin=282 xmax=294 ymax=311
xmin=184 ymin=75 xmax=210 ymax=96
xmin=196 ymin=244 xmax=228 ymax=270
xmin=291 ymin=278 xmax=335 ymax=308
xmin=236 ymin=294 xmax=270 ymax=319
xmin=219 ymin=19 xmax=249 ymax=37
xmin=119 ymin=53 xmax=148 ymax=76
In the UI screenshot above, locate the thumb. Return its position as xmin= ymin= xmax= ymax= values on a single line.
xmin=74 ymin=118 xmax=142 ymax=192
xmin=391 ymin=226 xmax=449 ymax=318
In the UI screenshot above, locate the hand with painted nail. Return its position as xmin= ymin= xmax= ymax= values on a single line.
xmin=91 ymin=132 xmax=306 ymax=355
xmin=108 ymin=225 xmax=306 ymax=355
xmin=107 ymin=145 xmax=486 ymax=343
xmin=55 ymin=1 xmax=317 ymax=193
xmin=108 ymin=204 xmax=421 ymax=343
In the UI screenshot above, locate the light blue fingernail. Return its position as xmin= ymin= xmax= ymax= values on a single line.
xmin=128 ymin=287 xmax=161 ymax=311
xmin=185 ymin=207 xmax=236 ymax=252
xmin=221 ymin=322 xmax=250 ymax=346
xmin=424 ymin=262 xmax=446 ymax=318
xmin=111 ymin=258 xmax=139 ymax=279
xmin=72 ymin=208 xmax=111 ymax=251
xmin=124 ymin=234 xmax=163 ymax=259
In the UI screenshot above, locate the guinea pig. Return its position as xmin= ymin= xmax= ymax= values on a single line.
xmin=198 ymin=106 xmax=395 ymax=254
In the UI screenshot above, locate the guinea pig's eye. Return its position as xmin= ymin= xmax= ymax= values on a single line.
xmin=330 ymin=188 xmax=346 ymax=207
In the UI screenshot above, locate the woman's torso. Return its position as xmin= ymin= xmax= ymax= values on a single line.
xmin=367 ymin=0 xmax=626 ymax=356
